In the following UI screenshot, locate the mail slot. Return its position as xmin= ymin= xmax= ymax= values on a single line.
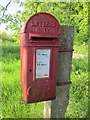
xmin=20 ymin=12 xmax=61 ymax=104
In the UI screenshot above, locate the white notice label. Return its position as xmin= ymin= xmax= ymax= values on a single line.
xmin=36 ymin=49 xmax=50 ymax=78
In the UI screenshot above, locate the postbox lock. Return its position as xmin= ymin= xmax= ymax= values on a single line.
xmin=27 ymin=86 xmax=42 ymax=99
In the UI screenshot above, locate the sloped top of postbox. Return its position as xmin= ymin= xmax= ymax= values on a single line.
xmin=20 ymin=12 xmax=61 ymax=38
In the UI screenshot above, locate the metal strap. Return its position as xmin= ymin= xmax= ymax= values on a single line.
xmin=59 ymin=48 xmax=74 ymax=52
xmin=57 ymin=81 xmax=72 ymax=86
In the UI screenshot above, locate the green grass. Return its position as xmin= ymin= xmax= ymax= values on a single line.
xmin=74 ymin=44 xmax=88 ymax=54
xmin=65 ymin=58 xmax=88 ymax=118
xmin=2 ymin=43 xmax=44 ymax=118
xmin=1 ymin=42 xmax=88 ymax=118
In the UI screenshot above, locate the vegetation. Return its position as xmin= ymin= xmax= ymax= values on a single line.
xmin=1 ymin=42 xmax=88 ymax=118
xmin=2 ymin=43 xmax=43 ymax=118
xmin=0 ymin=1 xmax=88 ymax=119
xmin=74 ymin=43 xmax=88 ymax=54
xmin=66 ymin=58 xmax=88 ymax=118
xmin=0 ymin=32 xmax=15 ymax=43
xmin=0 ymin=2 xmax=89 ymax=44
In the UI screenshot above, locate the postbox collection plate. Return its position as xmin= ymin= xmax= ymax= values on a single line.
xmin=36 ymin=49 xmax=50 ymax=79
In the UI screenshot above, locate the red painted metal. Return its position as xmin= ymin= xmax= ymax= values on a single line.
xmin=20 ymin=12 xmax=62 ymax=104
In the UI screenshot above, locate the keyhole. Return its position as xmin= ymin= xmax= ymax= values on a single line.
xmin=30 ymin=69 xmax=32 ymax=72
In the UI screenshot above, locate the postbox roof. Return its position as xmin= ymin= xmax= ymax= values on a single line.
xmin=20 ymin=12 xmax=61 ymax=38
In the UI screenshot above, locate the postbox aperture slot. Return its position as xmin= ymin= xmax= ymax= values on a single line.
xmin=30 ymin=37 xmax=56 ymax=42
xmin=31 ymin=37 xmax=54 ymax=41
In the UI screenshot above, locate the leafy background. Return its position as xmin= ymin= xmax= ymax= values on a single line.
xmin=0 ymin=2 xmax=89 ymax=44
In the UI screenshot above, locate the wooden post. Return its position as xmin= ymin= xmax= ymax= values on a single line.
xmin=44 ymin=26 xmax=74 ymax=118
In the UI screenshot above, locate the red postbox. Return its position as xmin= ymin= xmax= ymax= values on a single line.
xmin=20 ymin=12 xmax=61 ymax=104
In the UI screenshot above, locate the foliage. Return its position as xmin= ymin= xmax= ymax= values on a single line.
xmin=0 ymin=2 xmax=89 ymax=44
xmin=1 ymin=42 xmax=88 ymax=118
xmin=66 ymin=58 xmax=88 ymax=118
xmin=1 ymin=1 xmax=89 ymax=118
xmin=0 ymin=32 xmax=15 ymax=43
xmin=74 ymin=43 xmax=88 ymax=54
xmin=2 ymin=43 xmax=44 ymax=118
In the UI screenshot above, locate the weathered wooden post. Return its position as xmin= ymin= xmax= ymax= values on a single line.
xmin=44 ymin=26 xmax=74 ymax=118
